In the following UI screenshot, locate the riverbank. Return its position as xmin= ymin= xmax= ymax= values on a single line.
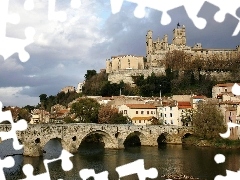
xmin=183 ymin=135 xmax=240 ymax=149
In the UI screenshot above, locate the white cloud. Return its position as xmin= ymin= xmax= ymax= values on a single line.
xmin=0 ymin=87 xmax=39 ymax=107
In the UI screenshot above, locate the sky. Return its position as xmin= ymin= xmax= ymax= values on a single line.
xmin=1 ymin=0 xmax=240 ymax=107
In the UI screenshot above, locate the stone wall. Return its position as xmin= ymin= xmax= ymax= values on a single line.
xmin=0 ymin=123 xmax=194 ymax=156
xmin=108 ymin=68 xmax=165 ymax=84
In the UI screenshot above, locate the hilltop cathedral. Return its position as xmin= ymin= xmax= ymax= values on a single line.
xmin=106 ymin=25 xmax=240 ymax=84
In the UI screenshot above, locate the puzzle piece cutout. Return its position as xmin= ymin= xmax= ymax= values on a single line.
xmin=0 ymin=156 xmax=15 ymax=180
xmin=79 ymin=169 xmax=109 ymax=180
xmin=215 ymin=170 xmax=240 ymax=180
xmin=48 ymin=0 xmax=81 ymax=22
xmin=21 ymin=149 xmax=73 ymax=180
xmin=116 ymin=159 xmax=158 ymax=180
xmin=0 ymin=101 xmax=27 ymax=150
xmin=110 ymin=0 xmax=240 ymax=35
xmin=0 ymin=0 xmax=35 ymax=62
xmin=0 ymin=0 xmax=82 ymax=62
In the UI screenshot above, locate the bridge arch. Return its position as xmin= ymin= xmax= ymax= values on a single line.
xmin=123 ymin=131 xmax=149 ymax=147
xmin=79 ymin=130 xmax=118 ymax=149
xmin=157 ymin=132 xmax=169 ymax=145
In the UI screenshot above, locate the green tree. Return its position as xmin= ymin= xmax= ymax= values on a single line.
xmin=98 ymin=104 xmax=128 ymax=124
xmin=70 ymin=98 xmax=100 ymax=123
xmin=84 ymin=70 xmax=97 ymax=81
xmin=39 ymin=94 xmax=47 ymax=109
xmin=192 ymin=101 xmax=226 ymax=139
xmin=181 ymin=109 xmax=194 ymax=126
xmin=18 ymin=108 xmax=31 ymax=123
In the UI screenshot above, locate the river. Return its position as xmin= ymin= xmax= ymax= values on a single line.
xmin=1 ymin=139 xmax=240 ymax=180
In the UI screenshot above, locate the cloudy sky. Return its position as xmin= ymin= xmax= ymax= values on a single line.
xmin=1 ymin=0 xmax=240 ymax=107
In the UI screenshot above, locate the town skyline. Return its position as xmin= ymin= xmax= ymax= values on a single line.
xmin=1 ymin=0 xmax=240 ymax=107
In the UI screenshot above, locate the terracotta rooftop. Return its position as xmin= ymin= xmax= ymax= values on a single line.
xmin=178 ymin=101 xmax=192 ymax=109
xmin=125 ymin=104 xmax=156 ymax=109
xmin=192 ymin=95 xmax=206 ymax=99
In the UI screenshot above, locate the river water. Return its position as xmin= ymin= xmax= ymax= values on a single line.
xmin=2 ymin=139 xmax=240 ymax=180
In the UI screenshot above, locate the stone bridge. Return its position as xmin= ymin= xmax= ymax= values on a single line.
xmin=0 ymin=123 xmax=194 ymax=156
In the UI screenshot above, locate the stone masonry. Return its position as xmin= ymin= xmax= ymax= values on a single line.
xmin=0 ymin=123 xmax=194 ymax=156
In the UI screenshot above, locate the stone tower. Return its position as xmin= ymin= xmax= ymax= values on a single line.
xmin=172 ymin=25 xmax=186 ymax=46
xmin=146 ymin=30 xmax=153 ymax=62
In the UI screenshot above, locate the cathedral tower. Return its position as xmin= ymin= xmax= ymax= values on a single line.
xmin=172 ymin=25 xmax=186 ymax=46
xmin=146 ymin=30 xmax=153 ymax=59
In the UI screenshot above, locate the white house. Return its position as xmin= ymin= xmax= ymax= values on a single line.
xmin=157 ymin=103 xmax=179 ymax=126
xmin=118 ymin=104 xmax=157 ymax=125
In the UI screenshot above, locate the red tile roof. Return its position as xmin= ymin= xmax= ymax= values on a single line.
xmin=125 ymin=104 xmax=156 ymax=109
xmin=178 ymin=101 xmax=192 ymax=109
xmin=192 ymin=95 xmax=206 ymax=99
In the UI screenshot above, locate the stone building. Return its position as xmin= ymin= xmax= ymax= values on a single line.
xmin=106 ymin=25 xmax=240 ymax=84
xmin=76 ymin=82 xmax=84 ymax=93
xmin=106 ymin=55 xmax=145 ymax=73
xmin=146 ymin=25 xmax=240 ymax=68
xmin=61 ymin=86 xmax=75 ymax=93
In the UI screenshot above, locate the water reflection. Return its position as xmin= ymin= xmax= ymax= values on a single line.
xmin=1 ymin=141 xmax=240 ymax=180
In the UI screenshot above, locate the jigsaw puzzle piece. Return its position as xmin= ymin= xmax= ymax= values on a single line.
xmin=0 ymin=156 xmax=15 ymax=180
xmin=24 ymin=0 xmax=34 ymax=11
xmin=21 ymin=149 xmax=73 ymax=180
xmin=48 ymin=0 xmax=67 ymax=22
xmin=219 ymin=122 xmax=240 ymax=138
xmin=0 ymin=1 xmax=35 ymax=62
xmin=205 ymin=0 xmax=240 ymax=35
xmin=0 ymin=101 xmax=28 ymax=150
xmin=127 ymin=0 xmax=186 ymax=25
xmin=79 ymin=169 xmax=109 ymax=180
xmin=110 ymin=0 xmax=124 ymax=14
xmin=116 ymin=159 xmax=158 ymax=180
xmin=70 ymin=0 xmax=81 ymax=9
xmin=21 ymin=164 xmax=50 ymax=180
xmin=215 ymin=170 xmax=240 ymax=180
xmin=44 ymin=149 xmax=73 ymax=172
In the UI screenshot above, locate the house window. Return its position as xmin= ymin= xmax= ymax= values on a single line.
xmin=139 ymin=120 xmax=141 ymax=123
xmin=124 ymin=110 xmax=127 ymax=114
xmin=136 ymin=111 xmax=138 ymax=114
xmin=144 ymin=120 xmax=145 ymax=123
xmin=225 ymin=88 xmax=227 ymax=92
xmin=165 ymin=114 xmax=166 ymax=117
xmin=160 ymin=113 xmax=163 ymax=117
xmin=230 ymin=112 xmax=232 ymax=116
xmin=170 ymin=113 xmax=172 ymax=117
xmin=147 ymin=111 xmax=149 ymax=114
xmin=170 ymin=107 xmax=172 ymax=111
xmin=171 ymin=120 xmax=173 ymax=124
xmin=141 ymin=111 xmax=144 ymax=114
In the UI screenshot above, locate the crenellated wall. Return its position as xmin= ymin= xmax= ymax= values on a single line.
xmin=0 ymin=123 xmax=194 ymax=156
